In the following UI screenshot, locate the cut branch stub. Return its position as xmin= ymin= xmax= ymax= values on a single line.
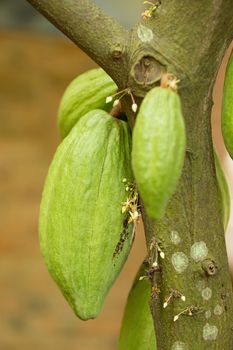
xmin=134 ymin=55 xmax=165 ymax=85
xmin=129 ymin=54 xmax=166 ymax=96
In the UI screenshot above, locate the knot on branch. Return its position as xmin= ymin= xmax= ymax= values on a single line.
xmin=111 ymin=43 xmax=124 ymax=59
xmin=128 ymin=54 xmax=166 ymax=97
xmin=201 ymin=259 xmax=218 ymax=276
xmin=133 ymin=55 xmax=165 ymax=86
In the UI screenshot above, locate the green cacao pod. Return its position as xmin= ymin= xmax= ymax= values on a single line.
xmin=39 ymin=109 xmax=134 ymax=320
xmin=214 ymin=150 xmax=231 ymax=231
xmin=222 ymin=50 xmax=233 ymax=159
xmin=58 ymin=68 xmax=117 ymax=138
xmin=119 ymin=262 xmax=157 ymax=350
xmin=132 ymin=87 xmax=186 ymax=219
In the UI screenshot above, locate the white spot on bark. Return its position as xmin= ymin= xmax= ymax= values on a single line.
xmin=203 ymin=323 xmax=218 ymax=341
xmin=202 ymin=287 xmax=212 ymax=301
xmin=170 ymin=231 xmax=181 ymax=245
xmin=195 ymin=279 xmax=205 ymax=291
xmin=205 ymin=310 xmax=211 ymax=319
xmin=137 ymin=24 xmax=154 ymax=42
xmin=214 ymin=304 xmax=223 ymax=316
xmin=171 ymin=252 xmax=189 ymax=273
xmin=172 ymin=341 xmax=188 ymax=350
xmin=190 ymin=241 xmax=208 ymax=262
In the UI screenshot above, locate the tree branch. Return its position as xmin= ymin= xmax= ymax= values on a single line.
xmin=26 ymin=0 xmax=130 ymax=84
xmin=135 ymin=1 xmax=233 ymax=349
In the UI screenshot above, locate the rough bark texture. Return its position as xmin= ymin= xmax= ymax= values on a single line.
xmin=26 ymin=0 xmax=233 ymax=349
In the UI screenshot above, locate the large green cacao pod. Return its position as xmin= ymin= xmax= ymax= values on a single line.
xmin=214 ymin=151 xmax=231 ymax=231
xmin=39 ymin=109 xmax=134 ymax=320
xmin=119 ymin=262 xmax=157 ymax=350
xmin=222 ymin=50 xmax=233 ymax=159
xmin=132 ymin=87 xmax=186 ymax=219
xmin=58 ymin=68 xmax=117 ymax=138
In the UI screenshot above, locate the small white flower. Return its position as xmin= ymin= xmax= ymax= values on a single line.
xmin=152 ymin=261 xmax=158 ymax=268
xmin=129 ymin=210 xmax=139 ymax=222
xmin=163 ymin=302 xmax=168 ymax=309
xmin=132 ymin=103 xmax=138 ymax=113
xmin=106 ymin=96 xmax=113 ymax=103
xmin=160 ymin=251 xmax=165 ymax=259
xmin=181 ymin=295 xmax=186 ymax=302
xmin=173 ymin=315 xmax=179 ymax=322
xmin=139 ymin=276 xmax=146 ymax=281
xmin=113 ymin=99 xmax=120 ymax=107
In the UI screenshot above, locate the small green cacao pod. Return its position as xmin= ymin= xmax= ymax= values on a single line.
xmin=214 ymin=150 xmax=231 ymax=232
xmin=118 ymin=262 xmax=157 ymax=350
xmin=39 ymin=109 xmax=134 ymax=320
xmin=58 ymin=68 xmax=117 ymax=138
xmin=132 ymin=87 xmax=186 ymax=219
xmin=222 ymin=50 xmax=233 ymax=159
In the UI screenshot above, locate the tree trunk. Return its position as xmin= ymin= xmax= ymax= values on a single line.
xmin=26 ymin=0 xmax=233 ymax=348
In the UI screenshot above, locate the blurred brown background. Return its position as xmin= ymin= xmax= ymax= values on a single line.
xmin=0 ymin=2 xmax=232 ymax=350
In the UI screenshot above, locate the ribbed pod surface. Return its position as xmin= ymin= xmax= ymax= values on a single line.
xmin=40 ymin=109 xmax=133 ymax=320
xmin=132 ymin=87 xmax=186 ymax=219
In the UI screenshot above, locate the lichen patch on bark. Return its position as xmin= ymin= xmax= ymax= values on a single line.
xmin=214 ymin=304 xmax=224 ymax=316
xmin=171 ymin=252 xmax=189 ymax=273
xmin=171 ymin=341 xmax=189 ymax=350
xmin=195 ymin=279 xmax=206 ymax=291
xmin=137 ymin=24 xmax=154 ymax=43
xmin=170 ymin=230 xmax=181 ymax=245
xmin=205 ymin=310 xmax=211 ymax=319
xmin=201 ymin=287 xmax=212 ymax=301
xmin=190 ymin=241 xmax=208 ymax=262
xmin=203 ymin=323 xmax=218 ymax=341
